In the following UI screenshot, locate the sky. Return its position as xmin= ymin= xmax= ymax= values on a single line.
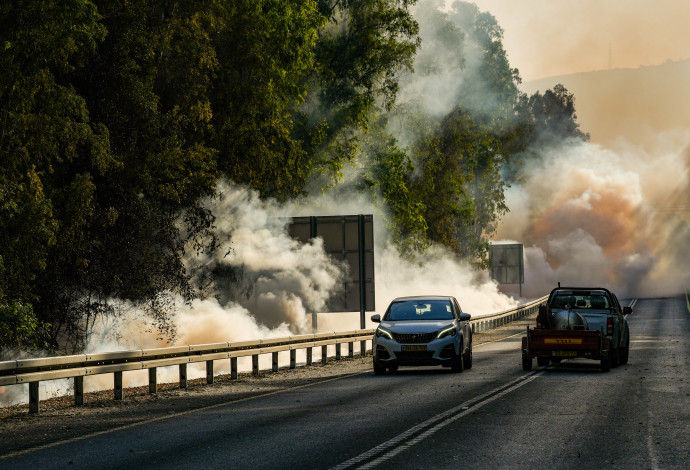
xmin=466 ymin=0 xmax=690 ymax=81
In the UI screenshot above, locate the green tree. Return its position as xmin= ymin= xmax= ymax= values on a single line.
xmin=409 ymin=109 xmax=507 ymax=266
xmin=41 ymin=0 xmax=225 ymax=350
xmin=0 ymin=0 xmax=110 ymax=351
xmin=358 ymin=117 xmax=428 ymax=254
xmin=211 ymin=0 xmax=326 ymax=200
xmin=527 ymin=84 xmax=590 ymax=144
xmin=299 ymin=0 xmax=420 ymax=185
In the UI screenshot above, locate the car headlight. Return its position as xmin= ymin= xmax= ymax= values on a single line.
xmin=437 ymin=326 xmax=457 ymax=339
xmin=375 ymin=327 xmax=393 ymax=340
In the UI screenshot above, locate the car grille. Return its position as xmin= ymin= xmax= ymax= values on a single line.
xmin=392 ymin=332 xmax=437 ymax=344
xmin=395 ymin=351 xmax=436 ymax=364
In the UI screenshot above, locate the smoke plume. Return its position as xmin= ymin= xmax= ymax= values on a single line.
xmin=496 ymin=134 xmax=690 ymax=298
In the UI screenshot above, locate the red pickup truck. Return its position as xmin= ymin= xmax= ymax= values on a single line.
xmin=522 ymin=286 xmax=632 ymax=372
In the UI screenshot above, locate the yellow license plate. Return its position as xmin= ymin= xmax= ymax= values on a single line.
xmin=553 ymin=351 xmax=577 ymax=357
xmin=544 ymin=338 xmax=583 ymax=345
xmin=402 ymin=345 xmax=427 ymax=352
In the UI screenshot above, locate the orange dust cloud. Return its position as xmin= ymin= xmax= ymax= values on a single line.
xmin=496 ymin=137 xmax=690 ymax=298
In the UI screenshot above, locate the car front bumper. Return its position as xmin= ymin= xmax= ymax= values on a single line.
xmin=373 ymin=335 xmax=461 ymax=367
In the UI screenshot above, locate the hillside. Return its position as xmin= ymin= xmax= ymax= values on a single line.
xmin=522 ymin=58 xmax=690 ymax=149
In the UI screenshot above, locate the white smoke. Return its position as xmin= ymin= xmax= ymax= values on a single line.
xmin=395 ymin=0 xmax=466 ymax=122
xmin=184 ymin=181 xmax=347 ymax=333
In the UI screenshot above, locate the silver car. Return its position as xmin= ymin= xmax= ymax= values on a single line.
xmin=371 ymin=296 xmax=472 ymax=374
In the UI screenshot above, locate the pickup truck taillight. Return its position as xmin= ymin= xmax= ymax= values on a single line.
xmin=606 ymin=317 xmax=613 ymax=335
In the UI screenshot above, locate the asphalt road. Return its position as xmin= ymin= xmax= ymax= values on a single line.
xmin=2 ymin=296 xmax=688 ymax=469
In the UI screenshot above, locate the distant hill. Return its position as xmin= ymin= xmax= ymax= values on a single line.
xmin=521 ymin=58 xmax=690 ymax=149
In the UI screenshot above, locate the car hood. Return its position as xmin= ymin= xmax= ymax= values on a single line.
xmin=380 ymin=320 xmax=454 ymax=333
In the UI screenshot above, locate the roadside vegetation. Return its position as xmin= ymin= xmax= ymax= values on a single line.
xmin=0 ymin=0 xmax=586 ymax=355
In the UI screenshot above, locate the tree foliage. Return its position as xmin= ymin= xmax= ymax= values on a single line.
xmin=0 ymin=0 xmax=587 ymax=353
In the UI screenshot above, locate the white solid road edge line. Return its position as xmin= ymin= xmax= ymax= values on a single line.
xmin=330 ymin=371 xmax=544 ymax=470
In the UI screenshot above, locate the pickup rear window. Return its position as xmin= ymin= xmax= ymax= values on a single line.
xmin=551 ymin=293 xmax=610 ymax=309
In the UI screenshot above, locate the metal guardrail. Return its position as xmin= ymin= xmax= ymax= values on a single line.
xmin=0 ymin=296 xmax=548 ymax=413
xmin=0 ymin=331 xmax=373 ymax=414
xmin=470 ymin=296 xmax=548 ymax=333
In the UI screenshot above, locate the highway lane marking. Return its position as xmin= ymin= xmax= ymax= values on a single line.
xmin=330 ymin=371 xmax=545 ymax=470
xmin=0 ymin=370 xmax=369 ymax=462
xmin=646 ymin=409 xmax=661 ymax=470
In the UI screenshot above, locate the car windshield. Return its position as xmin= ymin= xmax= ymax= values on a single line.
xmin=386 ymin=300 xmax=454 ymax=321
xmin=551 ymin=291 xmax=610 ymax=309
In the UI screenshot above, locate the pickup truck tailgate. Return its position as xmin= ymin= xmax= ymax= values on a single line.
xmin=527 ymin=328 xmax=601 ymax=354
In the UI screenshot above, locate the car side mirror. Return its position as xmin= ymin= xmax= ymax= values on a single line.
xmin=623 ymin=306 xmax=633 ymax=315
xmin=371 ymin=314 xmax=381 ymax=323
xmin=459 ymin=313 xmax=471 ymax=322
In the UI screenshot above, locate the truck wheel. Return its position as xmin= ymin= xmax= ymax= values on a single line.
xmin=522 ymin=355 xmax=532 ymax=371
xmin=620 ymin=342 xmax=629 ymax=365
xmin=373 ymin=362 xmax=387 ymax=375
xmin=537 ymin=357 xmax=550 ymax=367
xmin=600 ymin=356 xmax=611 ymax=372
xmin=610 ymin=348 xmax=620 ymax=368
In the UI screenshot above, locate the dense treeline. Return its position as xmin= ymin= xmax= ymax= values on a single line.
xmin=0 ymin=0 xmax=585 ymax=354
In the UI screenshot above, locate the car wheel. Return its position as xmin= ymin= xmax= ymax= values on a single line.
xmin=463 ymin=346 xmax=473 ymax=370
xmin=600 ymin=356 xmax=611 ymax=372
xmin=522 ymin=355 xmax=532 ymax=371
xmin=537 ymin=357 xmax=550 ymax=367
xmin=373 ymin=362 xmax=387 ymax=375
xmin=451 ymin=347 xmax=464 ymax=373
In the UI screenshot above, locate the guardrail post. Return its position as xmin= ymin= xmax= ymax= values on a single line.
xmin=348 ymin=342 xmax=354 ymax=358
xmin=231 ymin=357 xmax=238 ymax=379
xmin=179 ymin=363 xmax=187 ymax=389
xmin=336 ymin=343 xmax=341 ymax=360
xmin=114 ymin=371 xmax=123 ymax=400
xmin=289 ymin=349 xmax=296 ymax=369
xmin=75 ymin=376 xmax=84 ymax=406
xmin=252 ymin=354 xmax=259 ymax=375
xmin=306 ymin=347 xmax=312 ymax=365
xmin=29 ymin=381 xmax=39 ymax=414
xmin=206 ymin=360 xmax=214 ymax=384
xmin=360 ymin=340 xmax=366 ymax=356
xmin=321 ymin=345 xmax=328 ymax=364
xmin=272 ymin=352 xmax=279 ymax=372
xmin=149 ymin=367 xmax=157 ymax=394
